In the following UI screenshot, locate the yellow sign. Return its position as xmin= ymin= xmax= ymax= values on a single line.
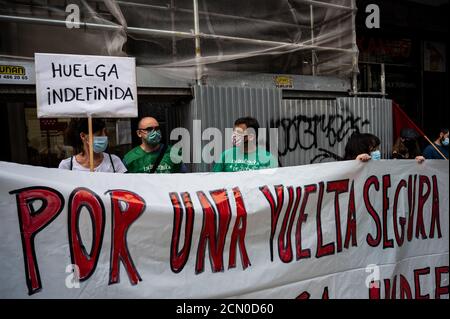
xmin=0 ymin=65 xmax=26 ymax=76
xmin=274 ymin=75 xmax=293 ymax=88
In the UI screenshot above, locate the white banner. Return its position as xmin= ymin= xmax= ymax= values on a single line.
xmin=35 ymin=53 xmax=138 ymax=118
xmin=0 ymin=160 xmax=448 ymax=299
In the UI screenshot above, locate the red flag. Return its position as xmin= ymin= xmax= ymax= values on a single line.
xmin=393 ymin=101 xmax=448 ymax=160
xmin=392 ymin=102 xmax=425 ymax=142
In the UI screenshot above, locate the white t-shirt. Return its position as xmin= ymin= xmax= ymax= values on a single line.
xmin=58 ymin=153 xmax=127 ymax=173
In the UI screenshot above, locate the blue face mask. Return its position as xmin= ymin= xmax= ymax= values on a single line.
xmin=145 ymin=129 xmax=162 ymax=146
xmin=370 ymin=150 xmax=381 ymax=161
xmin=93 ymin=136 xmax=108 ymax=153
xmin=442 ymin=137 xmax=449 ymax=146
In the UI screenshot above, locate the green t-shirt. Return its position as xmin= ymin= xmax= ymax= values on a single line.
xmin=123 ymin=144 xmax=183 ymax=173
xmin=213 ymin=147 xmax=278 ymax=172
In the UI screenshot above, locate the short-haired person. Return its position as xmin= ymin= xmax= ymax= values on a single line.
xmin=423 ymin=128 xmax=449 ymax=160
xmin=58 ymin=118 xmax=127 ymax=173
xmin=123 ymin=117 xmax=185 ymax=173
xmin=213 ymin=116 xmax=278 ymax=172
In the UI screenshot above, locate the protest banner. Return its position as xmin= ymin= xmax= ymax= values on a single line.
xmin=0 ymin=160 xmax=448 ymax=298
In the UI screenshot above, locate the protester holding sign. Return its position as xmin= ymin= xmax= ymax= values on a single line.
xmin=35 ymin=53 xmax=138 ymax=172
xmin=58 ymin=118 xmax=127 ymax=173
xmin=123 ymin=117 xmax=185 ymax=173
xmin=213 ymin=117 xmax=278 ymax=172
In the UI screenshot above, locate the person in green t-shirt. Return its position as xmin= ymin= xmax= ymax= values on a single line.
xmin=123 ymin=117 xmax=185 ymax=173
xmin=213 ymin=117 xmax=278 ymax=172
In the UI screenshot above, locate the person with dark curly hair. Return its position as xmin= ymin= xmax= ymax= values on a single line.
xmin=58 ymin=118 xmax=126 ymax=173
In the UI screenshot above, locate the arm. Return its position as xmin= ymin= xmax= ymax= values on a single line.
xmin=212 ymin=162 xmax=224 ymax=172
xmin=212 ymin=152 xmax=225 ymax=172
xmin=172 ymin=147 xmax=187 ymax=173
xmin=58 ymin=158 xmax=70 ymax=170
xmin=122 ymin=154 xmax=131 ymax=172
xmin=356 ymin=153 xmax=371 ymax=162
xmin=112 ymin=155 xmax=128 ymax=173
xmin=422 ymin=146 xmax=434 ymax=159
xmin=269 ymin=154 xmax=279 ymax=168
xmin=415 ymin=156 xmax=425 ymax=164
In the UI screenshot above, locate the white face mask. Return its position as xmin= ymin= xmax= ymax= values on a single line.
xmin=232 ymin=132 xmax=245 ymax=147
xmin=93 ymin=136 xmax=108 ymax=153
xmin=442 ymin=137 xmax=449 ymax=146
xmin=370 ymin=150 xmax=381 ymax=160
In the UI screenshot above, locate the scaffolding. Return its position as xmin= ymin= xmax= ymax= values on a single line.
xmin=0 ymin=0 xmax=358 ymax=83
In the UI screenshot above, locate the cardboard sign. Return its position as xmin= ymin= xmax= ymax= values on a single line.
xmin=35 ymin=53 xmax=138 ymax=118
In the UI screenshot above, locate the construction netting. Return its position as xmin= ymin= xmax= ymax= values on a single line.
xmin=0 ymin=0 xmax=358 ymax=81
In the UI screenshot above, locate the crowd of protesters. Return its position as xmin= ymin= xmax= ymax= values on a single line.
xmin=346 ymin=127 xmax=447 ymax=163
xmin=58 ymin=116 xmax=278 ymax=174
xmin=57 ymin=116 xmax=448 ymax=174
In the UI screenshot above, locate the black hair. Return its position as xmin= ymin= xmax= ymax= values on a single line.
xmin=400 ymin=128 xmax=419 ymax=140
xmin=66 ymin=118 xmax=106 ymax=154
xmin=439 ymin=128 xmax=449 ymax=135
xmin=234 ymin=116 xmax=260 ymax=138
xmin=343 ymin=132 xmax=381 ymax=160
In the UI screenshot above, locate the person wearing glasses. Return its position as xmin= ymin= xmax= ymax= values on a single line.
xmin=213 ymin=116 xmax=278 ymax=172
xmin=123 ymin=117 xmax=185 ymax=173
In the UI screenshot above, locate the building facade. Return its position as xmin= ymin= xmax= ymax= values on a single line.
xmin=2 ymin=0 xmax=443 ymax=171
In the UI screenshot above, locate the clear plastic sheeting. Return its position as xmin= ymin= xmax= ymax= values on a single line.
xmin=0 ymin=0 xmax=358 ymax=81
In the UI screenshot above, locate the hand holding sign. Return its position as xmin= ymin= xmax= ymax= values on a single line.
xmin=35 ymin=53 xmax=138 ymax=171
